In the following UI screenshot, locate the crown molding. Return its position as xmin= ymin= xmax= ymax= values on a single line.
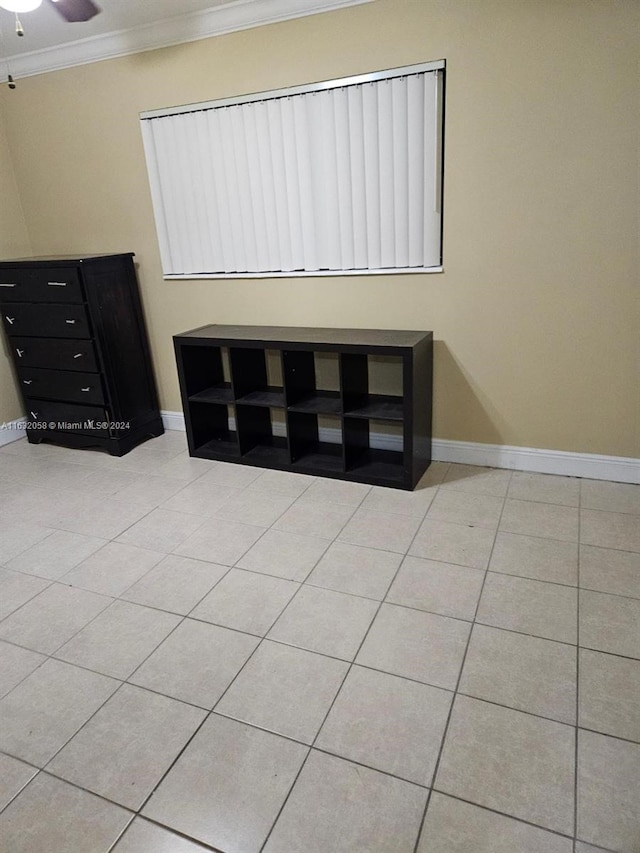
xmin=6 ymin=0 xmax=374 ymax=79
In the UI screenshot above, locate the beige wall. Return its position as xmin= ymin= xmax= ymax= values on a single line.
xmin=0 ymin=0 xmax=638 ymax=456
xmin=0 ymin=107 xmax=31 ymax=422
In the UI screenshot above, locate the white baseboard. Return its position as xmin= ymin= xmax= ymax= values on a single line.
xmin=431 ymin=439 xmax=640 ymax=484
xmin=161 ymin=410 xmax=640 ymax=484
xmin=0 ymin=418 xmax=26 ymax=447
xmin=161 ymin=410 xmax=188 ymax=432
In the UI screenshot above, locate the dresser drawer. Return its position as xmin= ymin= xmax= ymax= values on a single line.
xmin=25 ymin=399 xmax=110 ymax=436
xmin=19 ymin=367 xmax=105 ymax=406
xmin=0 ymin=267 xmax=83 ymax=304
xmin=2 ymin=303 xmax=91 ymax=338
xmin=12 ymin=337 xmax=98 ymax=372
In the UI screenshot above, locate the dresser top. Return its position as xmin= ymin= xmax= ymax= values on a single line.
xmin=176 ymin=324 xmax=432 ymax=350
xmin=0 ymin=253 xmax=134 ymax=267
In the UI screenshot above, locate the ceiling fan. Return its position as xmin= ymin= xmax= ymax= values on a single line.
xmin=0 ymin=0 xmax=100 ymax=87
xmin=0 ymin=0 xmax=101 ymax=24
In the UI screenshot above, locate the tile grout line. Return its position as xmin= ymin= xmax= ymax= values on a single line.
xmin=6 ymin=617 xmax=639 ymax=753
xmin=4 ymin=501 xmax=640 ymax=611
xmin=7 ymin=559 xmax=640 ymax=643
xmin=3 ymin=760 xmax=225 ymax=853
xmin=0 ymin=468 xmax=293 ymax=827
xmin=35 ymin=549 xmax=275 ymax=811
xmin=573 ymin=481 xmax=583 ymax=852
xmin=0 ymin=472 xmax=286 ymax=666
xmin=101 ymin=813 xmax=137 ymax=853
xmin=0 ymin=706 xmax=625 ymax=853
xmin=106 ymin=815 xmax=224 ymax=853
xmin=3 ymin=475 xmax=638 ymax=730
xmin=411 ymin=468 xmax=514 ymax=853
xmin=0 ymin=458 xmax=365 ymax=848
xmin=0 ymin=757 xmax=39 ymax=817
xmin=1 ymin=594 xmax=638 ymax=735
xmin=126 ymin=473 xmax=372 ymax=841
xmin=256 ymin=473 xmax=444 ymax=852
xmin=427 ymin=789 xmax=579 ymax=844
xmin=260 ymin=468 xmax=448 ymax=853
xmin=221 ymin=479 xmax=387 ymax=849
xmin=1 ymin=459 xmax=636 ymax=850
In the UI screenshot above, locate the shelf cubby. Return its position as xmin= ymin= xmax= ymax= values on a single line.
xmin=344 ymin=417 xmax=405 ymax=486
xmin=187 ymin=401 xmax=239 ymax=458
xmin=288 ymin=411 xmax=344 ymax=474
xmin=283 ymin=350 xmax=343 ymax=415
xmin=181 ymin=344 xmax=233 ymax=404
xmin=174 ymin=327 xmax=433 ymax=489
xmin=230 ymin=347 xmax=285 ymax=408
xmin=341 ymin=353 xmax=404 ymax=421
xmin=235 ymin=404 xmax=289 ymax=466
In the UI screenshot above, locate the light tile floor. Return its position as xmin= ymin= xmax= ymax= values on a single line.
xmin=0 ymin=433 xmax=638 ymax=853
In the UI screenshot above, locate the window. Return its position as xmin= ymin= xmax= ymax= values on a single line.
xmin=140 ymin=60 xmax=444 ymax=278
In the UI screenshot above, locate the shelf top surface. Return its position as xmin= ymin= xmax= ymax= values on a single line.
xmin=0 ymin=254 xmax=134 ymax=267
xmin=175 ymin=325 xmax=432 ymax=349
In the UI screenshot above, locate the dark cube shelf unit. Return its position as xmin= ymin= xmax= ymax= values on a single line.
xmin=174 ymin=325 xmax=433 ymax=490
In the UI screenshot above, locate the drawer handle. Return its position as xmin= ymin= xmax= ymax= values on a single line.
xmin=81 ymin=387 xmax=91 ymax=392
xmin=65 ymin=319 xmax=76 ymax=324
xmin=16 ymin=349 xmax=24 ymax=358
xmin=73 ymin=353 xmax=84 ymax=359
xmin=0 ymin=283 xmax=17 ymax=288
xmin=6 ymin=316 xmax=14 ymax=325
xmin=22 ymin=380 xmax=32 ymax=385
xmin=48 ymin=281 xmax=67 ymax=287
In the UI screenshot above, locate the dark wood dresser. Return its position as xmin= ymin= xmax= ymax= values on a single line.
xmin=0 ymin=253 xmax=163 ymax=455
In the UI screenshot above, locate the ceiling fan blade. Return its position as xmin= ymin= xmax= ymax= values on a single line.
xmin=46 ymin=0 xmax=101 ymax=22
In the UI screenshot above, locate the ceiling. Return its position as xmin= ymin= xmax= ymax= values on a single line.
xmin=0 ymin=0 xmax=237 ymax=54
xmin=0 ymin=0 xmax=370 ymax=77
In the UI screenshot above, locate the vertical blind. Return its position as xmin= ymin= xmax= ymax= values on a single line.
xmin=140 ymin=61 xmax=444 ymax=278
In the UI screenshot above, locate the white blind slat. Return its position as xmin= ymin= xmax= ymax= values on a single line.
xmin=207 ymin=108 xmax=235 ymax=273
xmin=243 ymin=103 xmax=271 ymax=272
xmin=347 ymin=85 xmax=368 ymax=270
xmin=230 ymin=106 xmax=259 ymax=272
xmin=220 ymin=107 xmax=250 ymax=272
xmin=334 ymin=87 xmax=355 ymax=270
xmin=377 ymin=79 xmax=395 ymax=268
xmin=292 ymin=95 xmax=318 ymax=271
xmin=407 ymin=73 xmax=425 ymax=267
xmin=254 ymin=101 xmax=281 ymax=272
xmin=422 ymin=71 xmax=441 ymax=267
xmin=192 ymin=112 xmax=222 ymax=273
xmin=177 ymin=115 xmax=206 ymax=273
xmin=392 ymin=76 xmax=409 ymax=268
xmin=266 ymin=99 xmax=295 ymax=271
xmin=185 ymin=113 xmax=213 ymax=273
xmin=141 ymin=121 xmax=173 ymax=274
xmin=161 ymin=118 xmax=195 ymax=274
xmin=362 ymin=82 xmax=382 ymax=270
xmin=280 ymin=98 xmax=306 ymax=271
xmin=317 ymin=90 xmax=342 ymax=270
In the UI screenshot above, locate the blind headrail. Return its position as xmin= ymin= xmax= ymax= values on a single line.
xmin=140 ymin=59 xmax=445 ymax=121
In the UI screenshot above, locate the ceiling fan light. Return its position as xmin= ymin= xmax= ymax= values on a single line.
xmin=0 ymin=0 xmax=43 ymax=11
